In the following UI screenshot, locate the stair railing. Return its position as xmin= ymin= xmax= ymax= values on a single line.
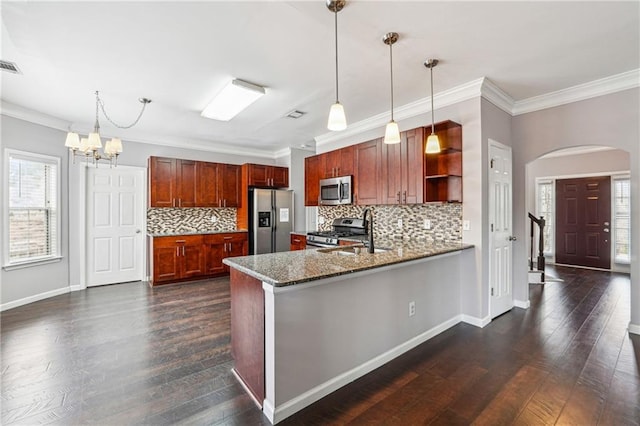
xmin=528 ymin=212 xmax=546 ymax=282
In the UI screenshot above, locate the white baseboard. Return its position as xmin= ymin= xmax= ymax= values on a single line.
xmin=69 ymin=284 xmax=85 ymax=292
xmin=1 ymin=287 xmax=70 ymax=312
xmin=514 ymin=299 xmax=530 ymax=309
xmin=629 ymin=323 xmax=640 ymax=335
xmin=460 ymin=314 xmax=491 ymax=328
xmin=269 ymin=314 xmax=463 ymax=424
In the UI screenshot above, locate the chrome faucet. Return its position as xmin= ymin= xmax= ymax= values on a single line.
xmin=362 ymin=207 xmax=375 ymax=253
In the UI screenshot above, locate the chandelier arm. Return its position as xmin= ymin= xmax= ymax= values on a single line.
xmin=97 ymin=94 xmax=150 ymax=129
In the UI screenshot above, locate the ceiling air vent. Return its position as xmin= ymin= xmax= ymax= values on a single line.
xmin=0 ymin=60 xmax=21 ymax=74
xmin=285 ymin=110 xmax=305 ymax=119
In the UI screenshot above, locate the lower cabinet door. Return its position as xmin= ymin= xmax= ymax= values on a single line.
xmin=205 ymin=241 xmax=226 ymax=275
xmin=182 ymin=244 xmax=205 ymax=278
xmin=153 ymin=246 xmax=180 ymax=283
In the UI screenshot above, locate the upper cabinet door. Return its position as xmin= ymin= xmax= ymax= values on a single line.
xmin=355 ymin=139 xmax=381 ymax=205
xmin=403 ymin=127 xmax=425 ymax=204
xmin=380 ymin=137 xmax=403 ymax=204
xmin=176 ymin=159 xmax=197 ymax=207
xmin=196 ymin=161 xmax=220 ymax=207
xmin=271 ymin=166 xmax=289 ymax=188
xmin=220 ymin=164 xmax=241 ymax=207
xmin=305 ymin=155 xmax=323 ymax=206
xmin=247 ymin=164 xmax=271 ymax=186
xmin=149 ymin=156 xmax=176 ymax=207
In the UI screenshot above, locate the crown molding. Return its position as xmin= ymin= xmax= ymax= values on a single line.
xmin=315 ymin=78 xmax=484 ymax=147
xmin=479 ymin=78 xmax=515 ymax=114
xmin=512 ymin=68 xmax=640 ymax=116
xmin=1 ymin=100 xmax=279 ymax=159
xmin=1 ymin=100 xmax=71 ymax=132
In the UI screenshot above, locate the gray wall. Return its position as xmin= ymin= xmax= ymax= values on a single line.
xmin=512 ymin=88 xmax=639 ymax=329
xmin=1 ymin=115 xmax=282 ymax=308
xmin=1 ymin=116 xmax=70 ymax=306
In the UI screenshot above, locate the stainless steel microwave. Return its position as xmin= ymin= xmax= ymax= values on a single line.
xmin=319 ymin=176 xmax=352 ymax=205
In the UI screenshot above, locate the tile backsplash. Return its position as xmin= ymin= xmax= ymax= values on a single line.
xmin=318 ymin=203 xmax=462 ymax=242
xmin=147 ymin=208 xmax=238 ymax=234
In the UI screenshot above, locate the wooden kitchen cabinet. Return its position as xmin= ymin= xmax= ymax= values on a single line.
xmin=290 ymin=234 xmax=307 ymax=250
xmin=304 ymin=155 xmax=322 ymax=206
xmin=354 ymin=138 xmax=382 ymax=205
xmin=244 ymin=164 xmax=289 ymax=188
xmin=197 ymin=162 xmax=241 ymax=207
xmin=424 ymin=121 xmax=462 ymax=202
xmin=323 ymin=145 xmax=354 ymax=178
xmin=380 ymin=127 xmax=425 ymax=205
xmin=149 ymin=157 xmax=197 ymax=207
xmin=219 ymin=164 xmax=241 ymax=207
xmin=151 ymin=235 xmax=205 ymax=285
xmin=204 ymin=232 xmax=248 ymax=275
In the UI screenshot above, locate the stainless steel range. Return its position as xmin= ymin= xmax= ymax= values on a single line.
xmin=306 ymin=217 xmax=368 ymax=248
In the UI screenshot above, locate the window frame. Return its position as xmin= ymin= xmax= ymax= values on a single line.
xmin=613 ymin=175 xmax=631 ymax=265
xmin=535 ymin=178 xmax=555 ymax=256
xmin=3 ymin=149 xmax=62 ymax=270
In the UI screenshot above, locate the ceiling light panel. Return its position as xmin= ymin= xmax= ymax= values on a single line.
xmin=201 ymin=79 xmax=265 ymax=121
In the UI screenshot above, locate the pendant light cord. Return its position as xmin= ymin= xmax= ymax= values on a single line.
xmin=334 ymin=9 xmax=339 ymax=103
xmin=389 ymin=42 xmax=394 ymax=121
xmin=430 ymin=66 xmax=435 ymax=134
xmin=96 ymin=90 xmax=150 ymax=130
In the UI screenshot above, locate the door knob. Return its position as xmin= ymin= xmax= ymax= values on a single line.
xmin=508 ymin=236 xmax=517 ymax=241
xmin=136 ymin=229 xmax=141 ymax=234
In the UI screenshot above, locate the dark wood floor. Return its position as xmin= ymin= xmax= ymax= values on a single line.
xmin=1 ymin=266 xmax=638 ymax=425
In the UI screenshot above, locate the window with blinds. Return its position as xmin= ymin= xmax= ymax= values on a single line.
xmin=613 ymin=177 xmax=631 ymax=264
xmin=6 ymin=150 xmax=60 ymax=266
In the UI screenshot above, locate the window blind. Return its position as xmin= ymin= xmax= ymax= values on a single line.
xmin=7 ymin=153 xmax=59 ymax=263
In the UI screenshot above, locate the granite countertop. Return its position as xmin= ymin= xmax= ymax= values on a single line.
xmin=148 ymin=229 xmax=248 ymax=237
xmin=223 ymin=239 xmax=473 ymax=287
xmin=290 ymin=230 xmax=309 ymax=236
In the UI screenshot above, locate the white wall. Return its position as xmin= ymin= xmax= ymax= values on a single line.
xmin=527 ymin=148 xmax=631 ymax=273
xmin=512 ymin=88 xmax=640 ymax=331
xmin=1 ymin=115 xmax=282 ymax=308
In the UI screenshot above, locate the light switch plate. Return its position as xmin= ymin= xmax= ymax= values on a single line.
xmin=463 ymin=220 xmax=470 ymax=231
xmin=424 ymin=219 xmax=431 ymax=230
xmin=318 ymin=216 xmax=325 ymax=225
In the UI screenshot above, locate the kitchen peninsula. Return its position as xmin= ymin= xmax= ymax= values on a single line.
xmin=223 ymin=240 xmax=474 ymax=424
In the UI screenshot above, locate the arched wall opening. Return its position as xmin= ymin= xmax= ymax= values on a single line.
xmin=512 ymin=88 xmax=639 ymax=333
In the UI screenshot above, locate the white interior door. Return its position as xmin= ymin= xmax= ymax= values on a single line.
xmin=489 ymin=140 xmax=514 ymax=318
xmin=86 ymin=167 xmax=145 ymax=286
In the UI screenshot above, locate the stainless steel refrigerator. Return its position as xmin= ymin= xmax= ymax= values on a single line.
xmin=249 ymin=188 xmax=294 ymax=254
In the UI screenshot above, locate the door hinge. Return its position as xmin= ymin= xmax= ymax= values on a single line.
xmin=491 ymin=288 xmax=494 ymax=296
xmin=491 ymin=223 xmax=494 ymax=232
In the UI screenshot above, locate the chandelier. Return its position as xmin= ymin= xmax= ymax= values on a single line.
xmin=65 ymin=91 xmax=151 ymax=167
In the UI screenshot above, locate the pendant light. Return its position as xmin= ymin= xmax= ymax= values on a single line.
xmin=383 ymin=32 xmax=400 ymax=144
xmin=424 ymin=58 xmax=441 ymax=154
xmin=327 ymin=0 xmax=347 ymax=131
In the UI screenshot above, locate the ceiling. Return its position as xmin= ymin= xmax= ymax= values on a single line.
xmin=2 ymin=1 xmax=638 ymax=157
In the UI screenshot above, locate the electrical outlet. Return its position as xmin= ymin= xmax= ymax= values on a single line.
xmin=463 ymin=220 xmax=470 ymax=231
xmin=424 ymin=219 xmax=431 ymax=230
xmin=318 ymin=216 xmax=325 ymax=225
xmin=210 ymin=216 xmax=218 ymax=223
xmin=397 ymin=219 xmax=403 ymax=228
xmin=409 ymin=301 xmax=416 ymax=317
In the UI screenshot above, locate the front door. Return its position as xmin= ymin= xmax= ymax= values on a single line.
xmin=86 ymin=167 xmax=145 ymax=286
xmin=489 ymin=141 xmax=514 ymax=319
xmin=555 ymin=176 xmax=611 ymax=269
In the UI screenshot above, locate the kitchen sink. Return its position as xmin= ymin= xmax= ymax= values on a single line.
xmin=317 ymin=245 xmax=390 ymax=256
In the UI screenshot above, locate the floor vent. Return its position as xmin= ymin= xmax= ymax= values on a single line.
xmin=0 ymin=60 xmax=21 ymax=74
